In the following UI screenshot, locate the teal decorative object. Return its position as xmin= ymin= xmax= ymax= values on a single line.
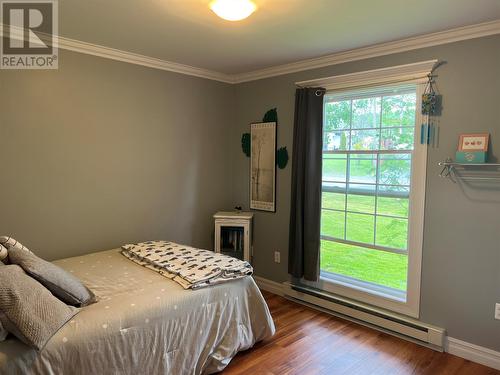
xmin=262 ymin=108 xmax=278 ymax=123
xmin=277 ymin=147 xmax=288 ymax=169
xmin=455 ymin=151 xmax=487 ymax=163
xmin=241 ymin=133 xmax=251 ymax=157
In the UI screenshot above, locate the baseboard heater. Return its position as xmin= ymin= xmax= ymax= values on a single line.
xmin=282 ymin=282 xmax=445 ymax=351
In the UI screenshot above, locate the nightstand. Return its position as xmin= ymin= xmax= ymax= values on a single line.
xmin=213 ymin=211 xmax=253 ymax=262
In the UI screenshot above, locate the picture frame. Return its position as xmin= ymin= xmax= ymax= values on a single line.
xmin=250 ymin=121 xmax=276 ymax=212
xmin=458 ymin=133 xmax=489 ymax=152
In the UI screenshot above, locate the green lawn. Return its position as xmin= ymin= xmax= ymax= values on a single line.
xmin=321 ymin=153 xmax=410 ymax=291
xmin=320 ymin=240 xmax=408 ymax=290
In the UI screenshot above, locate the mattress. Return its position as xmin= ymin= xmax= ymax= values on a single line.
xmin=0 ymin=248 xmax=275 ymax=375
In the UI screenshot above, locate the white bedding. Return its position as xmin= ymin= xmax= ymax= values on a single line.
xmin=121 ymin=241 xmax=253 ymax=289
xmin=0 ymin=248 xmax=275 ymax=375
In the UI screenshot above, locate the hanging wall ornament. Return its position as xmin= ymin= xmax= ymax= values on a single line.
xmin=421 ymin=85 xmax=435 ymax=116
xmin=276 ymin=147 xmax=289 ymax=169
xmin=420 ymin=65 xmax=444 ymax=146
xmin=262 ymin=108 xmax=278 ymax=123
xmin=241 ymin=133 xmax=251 ymax=157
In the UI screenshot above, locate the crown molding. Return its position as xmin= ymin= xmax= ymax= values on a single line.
xmin=1 ymin=20 xmax=499 ymax=84
xmin=232 ymin=19 xmax=500 ymax=83
xmin=56 ymin=36 xmax=235 ymax=83
xmin=0 ymin=23 xmax=234 ymax=83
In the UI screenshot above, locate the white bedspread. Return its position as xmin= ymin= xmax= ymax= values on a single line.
xmin=0 ymin=248 xmax=275 ymax=375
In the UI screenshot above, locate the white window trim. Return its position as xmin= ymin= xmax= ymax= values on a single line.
xmin=296 ymin=59 xmax=438 ymax=91
xmin=298 ymin=61 xmax=434 ymax=318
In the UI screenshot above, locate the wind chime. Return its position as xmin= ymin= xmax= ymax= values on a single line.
xmin=421 ymin=75 xmax=437 ymax=145
xmin=420 ymin=63 xmax=444 ymax=145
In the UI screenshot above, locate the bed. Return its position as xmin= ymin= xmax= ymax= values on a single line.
xmin=0 ymin=248 xmax=275 ymax=374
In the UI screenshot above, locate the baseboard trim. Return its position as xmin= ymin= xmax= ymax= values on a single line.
xmin=254 ymin=276 xmax=500 ymax=371
xmin=253 ymin=276 xmax=284 ymax=296
xmin=446 ymin=337 xmax=500 ymax=370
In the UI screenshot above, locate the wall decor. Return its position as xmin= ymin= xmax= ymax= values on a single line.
xmin=262 ymin=108 xmax=278 ymax=123
xmin=250 ymin=122 xmax=276 ymax=212
xmin=420 ymin=62 xmax=445 ymax=146
xmin=276 ymin=146 xmax=289 ymax=169
xmin=241 ymin=133 xmax=251 ymax=157
xmin=456 ymin=133 xmax=489 ymax=163
xmin=458 ymin=133 xmax=489 ymax=151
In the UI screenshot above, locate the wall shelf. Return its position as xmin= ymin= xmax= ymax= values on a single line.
xmin=438 ymin=159 xmax=500 ymax=182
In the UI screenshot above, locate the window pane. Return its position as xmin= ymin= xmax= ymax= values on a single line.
xmin=322 ymin=192 xmax=345 ymax=210
xmin=350 ymin=129 xmax=379 ymax=150
xmin=376 ymin=217 xmax=408 ymax=250
xmin=321 ymin=210 xmax=345 ymax=239
xmin=322 ymin=154 xmax=346 ymax=181
xmin=352 ymin=97 xmax=381 ymax=129
xmin=324 ymin=101 xmax=350 ymax=130
xmin=377 ymin=196 xmax=409 ymax=217
xmin=381 ymin=93 xmax=416 ymax=127
xmin=381 ymin=127 xmax=414 ymax=150
xmin=378 ymin=154 xmax=411 ymax=186
xmin=349 ymin=156 xmax=377 ymax=184
xmin=346 ymin=212 xmax=374 ymax=244
xmin=320 ymin=240 xmax=408 ymax=290
xmin=347 ymin=193 xmax=375 ymax=214
xmin=323 ymin=131 xmax=350 ymax=151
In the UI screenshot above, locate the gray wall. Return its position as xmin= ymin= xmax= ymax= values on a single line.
xmin=232 ymin=35 xmax=500 ymax=351
xmin=0 ymin=49 xmax=235 ymax=260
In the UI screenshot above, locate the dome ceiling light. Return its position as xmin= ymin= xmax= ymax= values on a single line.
xmin=209 ymin=0 xmax=257 ymax=21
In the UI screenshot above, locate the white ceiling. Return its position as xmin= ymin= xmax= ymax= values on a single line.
xmin=60 ymin=0 xmax=500 ymax=74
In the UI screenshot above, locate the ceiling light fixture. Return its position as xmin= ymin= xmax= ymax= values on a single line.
xmin=210 ymin=0 xmax=256 ymax=21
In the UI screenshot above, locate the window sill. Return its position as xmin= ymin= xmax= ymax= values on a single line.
xmin=320 ymin=271 xmax=406 ymax=303
xmin=302 ymin=270 xmax=419 ymax=318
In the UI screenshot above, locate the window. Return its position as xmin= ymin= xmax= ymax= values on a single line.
xmin=316 ymin=83 xmax=427 ymax=317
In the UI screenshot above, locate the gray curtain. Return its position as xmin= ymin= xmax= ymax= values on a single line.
xmin=288 ymin=87 xmax=324 ymax=281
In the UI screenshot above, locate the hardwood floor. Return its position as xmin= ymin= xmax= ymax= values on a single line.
xmin=223 ymin=291 xmax=499 ymax=375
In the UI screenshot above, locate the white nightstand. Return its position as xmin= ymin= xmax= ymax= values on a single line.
xmin=213 ymin=211 xmax=253 ymax=262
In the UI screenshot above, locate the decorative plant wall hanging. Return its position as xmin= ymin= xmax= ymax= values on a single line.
xmin=241 ymin=133 xmax=251 ymax=157
xmin=276 ymin=147 xmax=289 ymax=169
xmin=241 ymin=108 xmax=289 ymax=169
xmin=262 ymin=108 xmax=278 ymax=123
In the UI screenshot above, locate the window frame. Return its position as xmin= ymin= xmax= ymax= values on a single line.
xmin=300 ymin=65 xmax=432 ymax=318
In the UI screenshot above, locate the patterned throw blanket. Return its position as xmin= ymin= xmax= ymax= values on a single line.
xmin=121 ymin=241 xmax=253 ymax=289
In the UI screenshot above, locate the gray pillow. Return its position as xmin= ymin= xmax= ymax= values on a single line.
xmin=0 ymin=244 xmax=7 ymax=263
xmin=0 ymin=265 xmax=78 ymax=350
xmin=0 ymin=236 xmax=32 ymax=253
xmin=0 ymin=320 xmax=7 ymax=342
xmin=0 ymin=263 xmax=7 ymax=342
xmin=8 ymin=247 xmax=96 ymax=307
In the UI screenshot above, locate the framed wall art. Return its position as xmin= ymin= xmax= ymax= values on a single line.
xmin=250 ymin=122 xmax=276 ymax=212
xmin=458 ymin=133 xmax=489 ymax=152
